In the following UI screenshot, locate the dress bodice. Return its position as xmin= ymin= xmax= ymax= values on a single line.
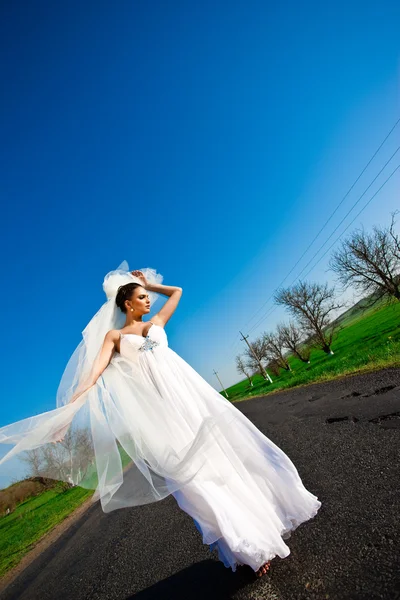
xmin=118 ymin=323 xmax=168 ymax=363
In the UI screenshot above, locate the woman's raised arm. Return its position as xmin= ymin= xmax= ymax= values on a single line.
xmin=146 ymin=282 xmax=182 ymax=326
xmin=130 ymin=269 xmax=182 ymax=327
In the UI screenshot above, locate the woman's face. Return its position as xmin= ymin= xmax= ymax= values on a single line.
xmin=127 ymin=286 xmax=151 ymax=314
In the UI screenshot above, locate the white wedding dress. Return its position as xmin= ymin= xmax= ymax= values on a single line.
xmin=0 ymin=320 xmax=321 ymax=573
xmin=113 ymin=321 xmax=321 ymax=571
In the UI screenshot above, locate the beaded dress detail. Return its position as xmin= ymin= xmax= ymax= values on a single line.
xmin=138 ymin=337 xmax=160 ymax=352
xmin=119 ymin=323 xmax=161 ymax=354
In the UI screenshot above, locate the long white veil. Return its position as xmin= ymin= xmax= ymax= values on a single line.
xmin=0 ymin=261 xmax=178 ymax=510
xmin=55 ymin=261 xmax=163 ymax=409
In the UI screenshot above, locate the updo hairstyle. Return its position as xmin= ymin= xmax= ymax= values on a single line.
xmin=115 ymin=283 xmax=143 ymax=313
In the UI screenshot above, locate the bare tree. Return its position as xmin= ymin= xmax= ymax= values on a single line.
xmin=18 ymin=426 xmax=94 ymax=486
xmin=330 ymin=213 xmax=400 ymax=305
xmin=262 ymin=332 xmax=291 ymax=371
xmin=18 ymin=448 xmax=43 ymax=477
xmin=235 ymin=355 xmax=254 ymax=387
xmin=274 ymin=281 xmax=343 ymax=354
xmin=277 ymin=321 xmax=311 ymax=363
xmin=242 ymin=337 xmax=271 ymax=381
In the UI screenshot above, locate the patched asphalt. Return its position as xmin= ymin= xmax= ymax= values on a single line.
xmin=1 ymin=368 xmax=400 ymax=600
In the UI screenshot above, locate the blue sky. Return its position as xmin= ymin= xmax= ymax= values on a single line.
xmin=0 ymin=0 xmax=399 ymax=461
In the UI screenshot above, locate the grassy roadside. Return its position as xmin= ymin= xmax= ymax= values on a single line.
xmin=0 ymin=484 xmax=93 ymax=578
xmin=0 ymin=446 xmax=133 ymax=579
xmin=226 ymin=300 xmax=400 ymax=403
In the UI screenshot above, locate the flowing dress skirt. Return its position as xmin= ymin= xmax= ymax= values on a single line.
xmin=0 ymin=324 xmax=321 ymax=573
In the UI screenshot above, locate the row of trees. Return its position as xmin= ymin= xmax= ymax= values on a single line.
xmin=17 ymin=427 xmax=94 ymax=489
xmin=236 ymin=212 xmax=400 ymax=384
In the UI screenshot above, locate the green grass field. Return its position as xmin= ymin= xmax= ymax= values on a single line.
xmin=0 ymin=483 xmax=93 ymax=577
xmin=225 ymin=299 xmax=400 ymax=402
xmin=0 ymin=444 xmax=133 ymax=578
xmin=1 ymin=298 xmax=400 ymax=580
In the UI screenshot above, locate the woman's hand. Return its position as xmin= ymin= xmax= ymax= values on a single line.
xmin=131 ymin=270 xmax=148 ymax=288
xmin=51 ymin=423 xmax=70 ymax=444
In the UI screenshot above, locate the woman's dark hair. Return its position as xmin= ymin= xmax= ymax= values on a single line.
xmin=115 ymin=283 xmax=143 ymax=313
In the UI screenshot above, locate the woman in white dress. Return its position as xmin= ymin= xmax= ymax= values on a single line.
xmin=0 ymin=264 xmax=321 ymax=579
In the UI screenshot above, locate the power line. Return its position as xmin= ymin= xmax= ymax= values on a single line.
xmin=231 ymin=155 xmax=400 ymax=353
xmin=244 ymin=117 xmax=400 ymax=332
xmin=298 ymin=163 xmax=400 ymax=281
xmin=286 ymin=145 xmax=400 ymax=284
xmin=230 ymin=118 xmax=400 ymax=359
xmin=247 ymin=305 xmax=278 ymax=336
xmin=245 ymin=161 xmax=400 ymax=336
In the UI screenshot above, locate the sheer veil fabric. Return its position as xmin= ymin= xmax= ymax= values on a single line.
xmin=0 ymin=263 xmax=164 ymax=499
xmin=0 ymin=261 xmax=322 ymax=572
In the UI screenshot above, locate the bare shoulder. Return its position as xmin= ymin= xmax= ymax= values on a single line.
xmin=105 ymin=329 xmax=121 ymax=343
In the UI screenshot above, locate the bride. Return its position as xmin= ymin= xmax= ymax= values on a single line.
xmin=0 ymin=262 xmax=321 ymax=578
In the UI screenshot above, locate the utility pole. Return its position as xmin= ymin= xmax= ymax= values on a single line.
xmin=239 ymin=331 xmax=273 ymax=383
xmin=213 ymin=369 xmax=229 ymax=398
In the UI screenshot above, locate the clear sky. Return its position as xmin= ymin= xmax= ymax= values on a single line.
xmin=0 ymin=0 xmax=399 ymax=460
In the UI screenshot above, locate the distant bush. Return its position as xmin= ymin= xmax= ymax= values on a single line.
xmin=0 ymin=476 xmax=58 ymax=516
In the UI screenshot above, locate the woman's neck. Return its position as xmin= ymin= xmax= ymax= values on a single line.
xmin=125 ymin=317 xmax=143 ymax=326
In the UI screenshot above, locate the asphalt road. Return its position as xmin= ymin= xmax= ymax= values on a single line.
xmin=1 ymin=368 xmax=400 ymax=600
